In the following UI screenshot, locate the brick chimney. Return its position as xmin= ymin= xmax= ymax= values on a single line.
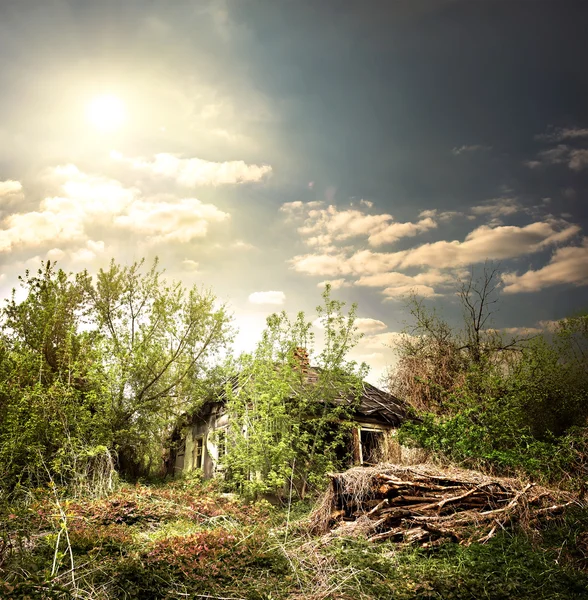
xmin=293 ymin=346 xmax=310 ymax=372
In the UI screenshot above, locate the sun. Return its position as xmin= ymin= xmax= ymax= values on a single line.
xmin=87 ymin=94 xmax=126 ymax=132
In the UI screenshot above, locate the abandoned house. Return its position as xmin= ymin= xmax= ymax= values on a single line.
xmin=169 ymin=349 xmax=408 ymax=479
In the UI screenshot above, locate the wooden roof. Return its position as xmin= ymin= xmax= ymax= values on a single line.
xmin=192 ymin=367 xmax=407 ymax=428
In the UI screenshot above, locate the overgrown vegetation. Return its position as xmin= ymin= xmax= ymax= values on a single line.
xmin=222 ymin=286 xmax=368 ymax=500
xmin=1 ymin=259 xmax=587 ymax=598
xmin=1 ymin=480 xmax=587 ymax=599
xmin=0 ymin=259 xmax=232 ymax=492
xmin=390 ymin=265 xmax=588 ymax=487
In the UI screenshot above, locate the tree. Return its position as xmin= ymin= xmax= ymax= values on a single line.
xmin=389 ymin=264 xmax=526 ymax=415
xmin=0 ymin=262 xmax=103 ymax=491
xmin=222 ymin=285 xmax=368 ymax=499
xmin=85 ymin=259 xmax=233 ymax=476
xmin=0 ymin=259 xmax=233 ymax=490
xmin=390 ymin=267 xmax=588 ymax=482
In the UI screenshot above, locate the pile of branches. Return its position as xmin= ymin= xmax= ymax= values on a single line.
xmin=308 ymin=464 xmax=580 ymax=545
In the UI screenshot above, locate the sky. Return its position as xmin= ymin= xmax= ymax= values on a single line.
xmin=1 ymin=0 xmax=587 ymax=384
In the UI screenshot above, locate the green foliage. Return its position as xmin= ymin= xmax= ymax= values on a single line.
xmin=325 ymin=522 xmax=588 ymax=599
xmin=86 ymin=258 xmax=233 ymax=476
xmin=0 ymin=259 xmax=232 ymax=493
xmin=391 ymin=269 xmax=588 ymax=484
xmin=222 ymin=285 xmax=368 ymax=499
xmin=2 ymin=480 xmax=586 ymax=599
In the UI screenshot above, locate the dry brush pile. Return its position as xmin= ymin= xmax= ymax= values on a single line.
xmin=308 ymin=463 xmax=581 ymax=545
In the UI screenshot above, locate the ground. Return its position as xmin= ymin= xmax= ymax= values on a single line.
xmin=1 ymin=477 xmax=587 ymax=599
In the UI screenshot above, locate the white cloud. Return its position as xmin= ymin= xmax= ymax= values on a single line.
xmin=182 ymin=259 xmax=200 ymax=271
xmin=470 ymin=197 xmax=521 ymax=218
xmin=356 ymin=269 xmax=457 ymax=291
xmin=382 ymin=284 xmax=437 ymax=299
xmin=0 ymin=206 xmax=87 ymax=252
xmin=525 ymin=144 xmax=588 ymax=171
xmin=248 ymin=290 xmax=286 ymax=305
xmin=317 ymin=278 xmax=350 ymax=289
xmin=287 ymin=202 xmax=437 ymax=249
xmin=452 ymin=144 xmax=492 ymax=155
xmin=290 ymin=220 xmax=580 ymax=277
xmin=41 ymin=240 xmax=105 ymax=264
xmin=502 ymin=238 xmax=588 ymax=293
xmin=0 ymin=165 xmax=230 ymax=253
xmin=419 ymin=209 xmax=462 ymax=222
xmin=298 ymin=205 xmax=393 ymax=244
xmin=398 ymin=220 xmax=580 ymax=269
xmin=290 ymin=252 xmax=354 ymax=277
xmin=569 ymin=149 xmax=588 ymax=171
xmin=231 ymin=240 xmax=255 ymax=250
xmin=354 ymin=318 xmax=388 ymax=334
xmin=114 ymin=197 xmax=229 ymax=243
xmin=113 ymin=151 xmax=272 ymax=186
xmin=363 ymin=331 xmax=416 ymax=350
xmin=494 ymin=326 xmax=544 ymax=336
xmin=368 ymin=217 xmax=437 ymax=246
xmin=0 ymin=180 xmax=22 ymax=196
xmin=313 ymin=316 xmax=386 ymax=334
xmin=70 ymin=240 xmax=105 ymax=263
xmin=535 ymin=127 xmax=588 ymax=142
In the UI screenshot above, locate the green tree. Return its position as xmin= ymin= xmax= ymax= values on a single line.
xmin=0 ymin=259 xmax=233 ymax=491
xmin=391 ymin=267 xmax=588 ymax=483
xmin=86 ymin=259 xmax=233 ymax=476
xmin=222 ymin=286 xmax=368 ymax=499
xmin=0 ymin=262 xmax=104 ymax=491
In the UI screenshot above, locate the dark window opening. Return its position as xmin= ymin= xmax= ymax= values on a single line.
xmin=361 ymin=430 xmax=384 ymax=465
xmin=193 ymin=437 xmax=204 ymax=470
xmin=217 ymin=430 xmax=227 ymax=458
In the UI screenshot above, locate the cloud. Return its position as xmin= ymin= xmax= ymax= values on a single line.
xmin=0 ymin=165 xmax=230 ymax=253
xmin=493 ymin=326 xmax=543 ymax=336
xmin=356 ymin=269 xmax=458 ymax=293
xmin=248 ymin=290 xmax=286 ymax=305
xmin=354 ymin=318 xmax=388 ymax=334
xmin=112 ymin=151 xmax=272 ymax=186
xmin=69 ymin=241 xmax=105 ymax=262
xmin=569 ymin=149 xmax=588 ymax=171
xmin=452 ymin=144 xmax=492 ymax=155
xmin=231 ymin=240 xmax=255 ymax=250
xmin=535 ymin=127 xmax=588 ymax=142
xmin=298 ymin=205 xmax=393 ymax=245
xmin=470 ymin=197 xmax=521 ymax=218
xmin=182 ymin=259 xmax=200 ymax=271
xmin=313 ymin=316 xmax=387 ymax=334
xmin=363 ymin=331 xmax=416 ymax=350
xmin=114 ymin=198 xmax=229 ymax=243
xmin=290 ymin=219 xmax=580 ymax=277
xmin=290 ymin=252 xmax=354 ymax=277
xmin=41 ymin=240 xmax=105 ymax=263
xmin=397 ymin=220 xmax=580 ymax=269
xmin=286 ymin=202 xmax=438 ymax=248
xmin=368 ymin=217 xmax=437 ymax=246
xmin=502 ymin=238 xmax=588 ymax=293
xmin=419 ymin=209 xmax=462 ymax=222
xmin=0 ymin=180 xmax=22 ymax=196
xmin=0 ymin=203 xmax=88 ymax=252
xmin=382 ymin=284 xmax=437 ymax=299
xmin=317 ymin=278 xmax=350 ymax=289
xmin=525 ymin=144 xmax=588 ymax=171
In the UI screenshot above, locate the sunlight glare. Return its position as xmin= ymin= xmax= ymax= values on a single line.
xmin=87 ymin=95 xmax=126 ymax=132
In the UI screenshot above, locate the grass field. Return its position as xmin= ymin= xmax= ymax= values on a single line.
xmin=1 ymin=477 xmax=587 ymax=599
